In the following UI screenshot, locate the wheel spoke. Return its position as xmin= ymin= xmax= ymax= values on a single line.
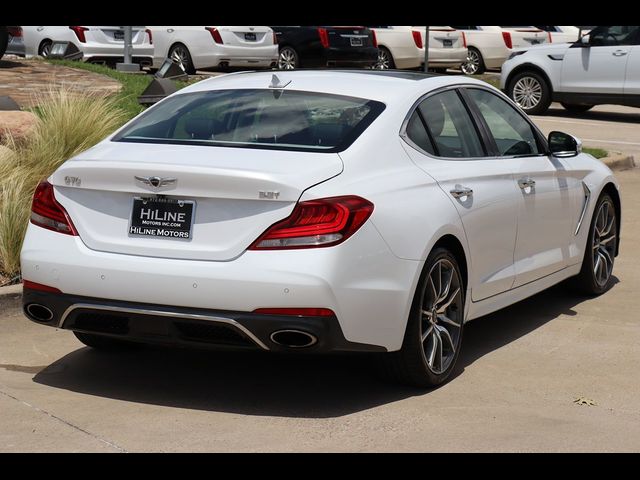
xmin=593 ymin=254 xmax=601 ymax=276
xmin=600 ymin=234 xmax=616 ymax=245
xmin=435 ymin=325 xmax=456 ymax=353
xmin=435 ymin=329 xmax=444 ymax=371
xmin=422 ymin=325 xmax=433 ymax=343
xmin=427 ymin=330 xmax=438 ymax=367
xmin=437 ymin=314 xmax=460 ymax=328
xmin=421 ymin=309 xmax=433 ymax=319
xmin=437 ymin=287 xmax=460 ymax=314
xmin=437 ymin=267 xmax=453 ymax=305
xmin=428 ymin=275 xmax=438 ymax=302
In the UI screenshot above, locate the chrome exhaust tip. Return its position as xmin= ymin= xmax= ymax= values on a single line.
xmin=270 ymin=330 xmax=318 ymax=348
xmin=25 ymin=303 xmax=54 ymax=322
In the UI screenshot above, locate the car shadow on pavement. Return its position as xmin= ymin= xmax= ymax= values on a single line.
xmin=0 ymin=60 xmax=25 ymax=69
xmin=545 ymin=107 xmax=640 ymax=124
xmin=32 ymin=279 xmax=616 ymax=418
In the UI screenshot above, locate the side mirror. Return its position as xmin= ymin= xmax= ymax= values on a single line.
xmin=548 ymin=131 xmax=582 ymax=158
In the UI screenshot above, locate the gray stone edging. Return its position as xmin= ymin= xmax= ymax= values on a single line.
xmin=0 ymin=283 xmax=22 ymax=298
xmin=601 ymin=154 xmax=636 ymax=171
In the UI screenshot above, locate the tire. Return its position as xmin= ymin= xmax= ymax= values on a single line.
xmin=573 ymin=193 xmax=617 ymax=295
xmin=373 ymin=46 xmax=395 ymax=69
xmin=278 ymin=46 xmax=298 ymax=70
xmin=74 ymin=331 xmax=138 ymax=351
xmin=382 ymin=248 xmax=465 ymax=388
xmin=560 ymin=102 xmax=594 ymax=113
xmin=507 ymin=70 xmax=552 ymax=115
xmin=461 ymin=47 xmax=485 ymax=75
xmin=38 ymin=40 xmax=52 ymax=58
xmin=168 ymin=43 xmax=195 ymax=75
xmin=0 ymin=26 xmax=8 ymax=60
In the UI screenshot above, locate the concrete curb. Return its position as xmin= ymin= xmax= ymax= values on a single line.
xmin=0 ymin=283 xmax=22 ymax=298
xmin=601 ymin=153 xmax=636 ymax=171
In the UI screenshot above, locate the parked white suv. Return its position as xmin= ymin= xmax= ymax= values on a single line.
xmin=501 ymin=25 xmax=640 ymax=114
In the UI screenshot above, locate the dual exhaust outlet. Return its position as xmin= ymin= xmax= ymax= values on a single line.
xmin=25 ymin=303 xmax=54 ymax=323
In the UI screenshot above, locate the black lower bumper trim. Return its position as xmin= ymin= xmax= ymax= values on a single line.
xmin=23 ymin=289 xmax=386 ymax=353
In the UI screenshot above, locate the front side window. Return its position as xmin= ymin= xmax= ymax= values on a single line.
xmin=417 ymin=90 xmax=485 ymax=158
xmin=466 ymin=88 xmax=542 ymax=156
xmin=589 ymin=26 xmax=640 ymax=46
xmin=114 ymin=89 xmax=385 ymax=153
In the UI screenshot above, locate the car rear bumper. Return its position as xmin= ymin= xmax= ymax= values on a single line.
xmin=23 ymin=289 xmax=385 ymax=353
xmin=21 ymin=222 xmax=421 ymax=351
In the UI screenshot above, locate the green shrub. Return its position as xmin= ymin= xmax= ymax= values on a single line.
xmin=0 ymin=88 xmax=128 ymax=276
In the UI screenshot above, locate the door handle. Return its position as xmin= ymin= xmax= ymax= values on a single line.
xmin=518 ymin=177 xmax=536 ymax=189
xmin=450 ymin=186 xmax=473 ymax=199
xmin=612 ymin=50 xmax=628 ymax=56
xmin=167 ymin=28 xmax=174 ymax=33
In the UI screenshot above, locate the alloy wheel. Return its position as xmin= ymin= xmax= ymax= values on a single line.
xmin=419 ymin=258 xmax=463 ymax=374
xmin=40 ymin=42 xmax=52 ymax=58
xmin=278 ymin=48 xmax=297 ymax=70
xmin=461 ymin=49 xmax=480 ymax=75
xmin=512 ymin=76 xmax=543 ymax=110
xmin=592 ymin=199 xmax=616 ymax=287
xmin=374 ymin=49 xmax=391 ymax=69
xmin=170 ymin=46 xmax=190 ymax=72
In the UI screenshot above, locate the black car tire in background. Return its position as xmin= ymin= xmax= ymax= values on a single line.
xmin=0 ymin=26 xmax=8 ymax=60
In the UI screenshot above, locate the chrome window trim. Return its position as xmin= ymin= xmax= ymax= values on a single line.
xmin=58 ymin=303 xmax=270 ymax=350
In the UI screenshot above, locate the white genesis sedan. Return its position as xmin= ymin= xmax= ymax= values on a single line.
xmin=21 ymin=70 xmax=621 ymax=387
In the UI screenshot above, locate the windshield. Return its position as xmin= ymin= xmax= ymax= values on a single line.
xmin=113 ymin=89 xmax=385 ymax=153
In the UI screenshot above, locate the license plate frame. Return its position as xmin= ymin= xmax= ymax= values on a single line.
xmin=244 ymin=32 xmax=257 ymax=41
xmin=350 ymin=37 xmax=363 ymax=47
xmin=113 ymin=31 xmax=125 ymax=41
xmin=443 ymin=39 xmax=453 ymax=47
xmin=129 ymin=197 xmax=195 ymax=241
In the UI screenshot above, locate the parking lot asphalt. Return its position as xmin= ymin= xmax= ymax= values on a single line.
xmin=531 ymin=104 xmax=640 ymax=160
xmin=1 ymin=164 xmax=639 ymax=452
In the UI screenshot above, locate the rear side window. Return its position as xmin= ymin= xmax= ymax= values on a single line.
xmin=114 ymin=89 xmax=385 ymax=153
xmin=417 ymin=90 xmax=485 ymax=158
xmin=405 ymin=110 xmax=435 ymax=155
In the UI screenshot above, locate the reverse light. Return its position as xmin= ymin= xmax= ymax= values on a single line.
xmin=502 ymin=31 xmax=513 ymax=49
xmin=23 ymin=280 xmax=62 ymax=294
xmin=318 ymin=28 xmax=330 ymax=48
xmin=412 ymin=30 xmax=423 ymax=49
xmin=371 ymin=29 xmax=378 ymax=48
xmin=253 ymin=308 xmax=335 ymax=317
xmin=205 ymin=27 xmax=224 ymax=44
xmin=249 ymin=195 xmax=374 ymax=250
xmin=30 ymin=181 xmax=78 ymax=235
xmin=146 ymin=28 xmax=153 ymax=44
xmin=69 ymin=26 xmax=89 ymax=43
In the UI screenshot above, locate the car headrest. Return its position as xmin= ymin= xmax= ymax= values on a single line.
xmin=422 ymin=99 xmax=446 ymax=137
xmin=184 ymin=117 xmax=217 ymax=140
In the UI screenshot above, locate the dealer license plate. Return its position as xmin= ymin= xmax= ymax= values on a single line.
xmin=129 ymin=197 xmax=195 ymax=240
xmin=245 ymin=32 xmax=257 ymax=41
xmin=443 ymin=39 xmax=453 ymax=47
xmin=350 ymin=37 xmax=363 ymax=47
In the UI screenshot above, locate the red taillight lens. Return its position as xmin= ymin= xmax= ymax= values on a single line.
xmin=249 ymin=195 xmax=374 ymax=250
xmin=502 ymin=31 xmax=512 ymax=49
xmin=461 ymin=31 xmax=467 ymax=48
xmin=30 ymin=181 xmax=77 ymax=236
xmin=23 ymin=280 xmax=62 ymax=294
xmin=146 ymin=28 xmax=153 ymax=44
xmin=547 ymin=31 xmax=552 ymax=43
xmin=272 ymin=31 xmax=278 ymax=44
xmin=412 ymin=30 xmax=423 ymax=49
xmin=371 ymin=29 xmax=378 ymax=48
xmin=205 ymin=27 xmax=224 ymax=44
xmin=317 ymin=27 xmax=330 ymax=48
xmin=7 ymin=26 xmax=23 ymax=37
xmin=69 ymin=26 xmax=89 ymax=43
xmin=253 ymin=308 xmax=335 ymax=317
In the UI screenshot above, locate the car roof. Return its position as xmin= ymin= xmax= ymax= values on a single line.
xmin=179 ymin=69 xmax=493 ymax=104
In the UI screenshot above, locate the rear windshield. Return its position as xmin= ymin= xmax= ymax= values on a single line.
xmin=113 ymin=89 xmax=385 ymax=153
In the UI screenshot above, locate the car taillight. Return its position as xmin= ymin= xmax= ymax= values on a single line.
xmin=461 ymin=31 xmax=467 ymax=48
xmin=69 ymin=26 xmax=89 ymax=43
xmin=317 ymin=28 xmax=330 ymax=48
xmin=23 ymin=280 xmax=62 ymax=294
xmin=146 ymin=28 xmax=153 ymax=44
xmin=7 ymin=26 xmax=23 ymax=37
xmin=272 ymin=31 xmax=278 ymax=44
xmin=249 ymin=195 xmax=374 ymax=250
xmin=371 ymin=30 xmax=378 ymax=48
xmin=30 ymin=181 xmax=77 ymax=236
xmin=547 ymin=31 xmax=552 ymax=43
xmin=253 ymin=308 xmax=335 ymax=317
xmin=205 ymin=27 xmax=224 ymax=44
xmin=502 ymin=31 xmax=512 ymax=49
xmin=412 ymin=30 xmax=423 ymax=49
